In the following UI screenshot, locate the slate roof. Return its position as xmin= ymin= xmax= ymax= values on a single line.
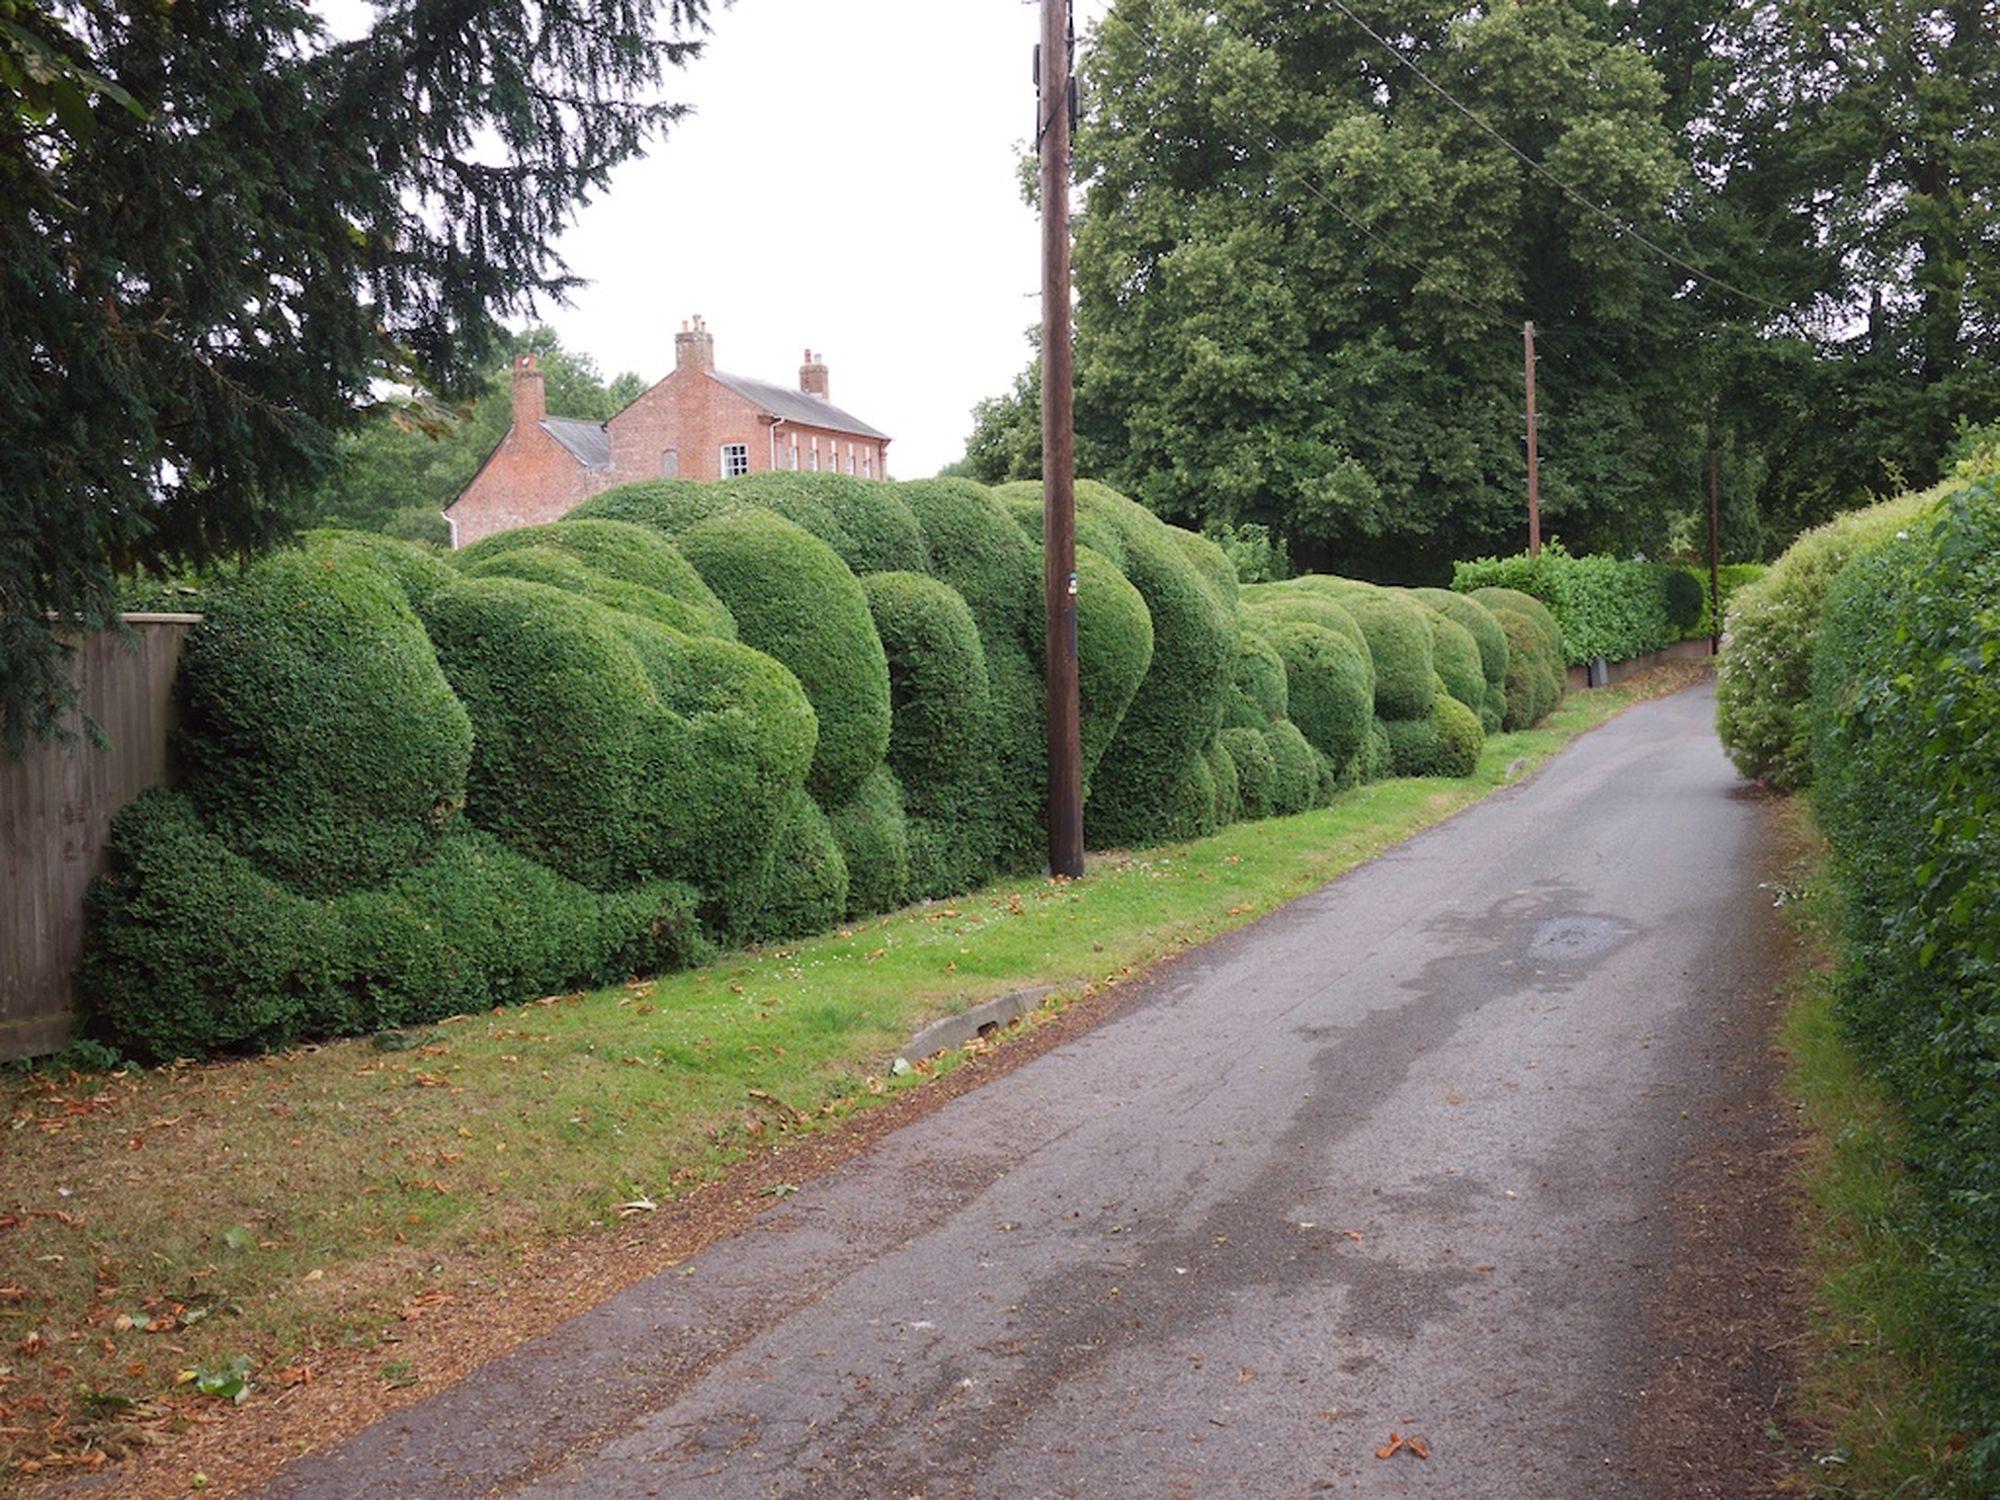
xmin=709 ymin=371 xmax=889 ymax=441
xmin=540 ymin=417 xmax=611 ymax=469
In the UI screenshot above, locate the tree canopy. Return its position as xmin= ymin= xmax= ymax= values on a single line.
xmin=960 ymin=0 xmax=1999 ymax=581
xmin=1 ymin=0 xmax=709 ymax=755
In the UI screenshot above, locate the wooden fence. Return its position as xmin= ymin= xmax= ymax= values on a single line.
xmin=0 ymin=617 xmax=199 ymax=1061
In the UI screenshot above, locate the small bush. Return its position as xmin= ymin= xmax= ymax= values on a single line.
xmin=1714 ymin=484 xmax=1941 ymax=790
xmin=716 ymin=472 xmax=931 ymax=575
xmin=1491 ymin=607 xmax=1564 ymax=730
xmin=175 ymin=541 xmax=473 ymax=897
xmin=751 ymin=791 xmax=849 ymax=941
xmin=1382 ymin=680 xmax=1483 ymax=777
xmin=1220 ymin=726 xmax=1279 ymax=819
xmin=676 ymin=509 xmax=890 ymax=808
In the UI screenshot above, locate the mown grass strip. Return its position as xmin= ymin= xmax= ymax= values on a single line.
xmin=0 ymin=669 xmax=1687 ymax=1483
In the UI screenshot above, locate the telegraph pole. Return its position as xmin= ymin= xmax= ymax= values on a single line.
xmin=1039 ymin=0 xmax=1083 ymax=878
xmin=1707 ymin=440 xmax=1722 ymax=655
xmin=1523 ymin=320 xmax=1542 ymax=557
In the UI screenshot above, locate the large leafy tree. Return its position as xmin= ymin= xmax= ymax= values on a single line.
xmin=1 ymin=0 xmax=709 ymax=755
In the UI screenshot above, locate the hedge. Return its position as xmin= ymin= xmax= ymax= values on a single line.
xmin=714 ymin=472 xmax=932 ymax=575
xmin=1417 ymin=605 xmax=1486 ymax=719
xmin=456 ymin=518 xmax=736 ymax=638
xmin=1227 ymin=629 xmax=1290 ymax=728
xmin=1240 ymin=588 xmax=1374 ymax=703
xmin=1490 ymin=606 xmax=1564 ymax=730
xmin=80 ymin=791 xmax=707 ymax=1062
xmin=1262 ymin=719 xmax=1323 ymax=815
xmin=675 ymin=509 xmax=891 ymax=808
xmin=752 ymin=790 xmax=850 ymax=942
xmin=1241 ymin=616 xmax=1371 ymax=774
xmin=1070 ymin=544 xmax=1155 ymax=789
xmin=829 ymin=766 xmax=912 ymax=920
xmin=458 ymin=546 xmax=734 ymax=639
xmin=1409 ymin=586 xmax=1507 ymax=727
xmin=862 ymin=569 xmax=998 ymax=899
xmin=1714 ymin=483 xmax=1942 ymax=790
xmin=1335 ymin=588 xmax=1435 ymax=721
xmin=1220 ymin=726 xmax=1279 ymax=819
xmin=1454 ymin=544 xmax=1669 ymax=666
xmin=1071 ymin=485 xmax=1237 ymax=847
xmin=1810 ymin=478 xmax=2000 ymax=1475
xmin=896 ymin=478 xmax=1045 ymax=869
xmin=566 ymin=477 xmax=738 ymax=537
xmin=174 ymin=542 xmax=473 ymax=897
xmin=1381 ymin=677 xmax=1484 ymax=778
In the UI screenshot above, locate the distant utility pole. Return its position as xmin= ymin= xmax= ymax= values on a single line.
xmin=1039 ymin=0 xmax=1083 ymax=879
xmin=1523 ymin=320 xmax=1542 ymax=557
xmin=1707 ymin=440 xmax=1722 ymax=655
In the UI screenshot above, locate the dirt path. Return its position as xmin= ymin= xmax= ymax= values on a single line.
xmin=187 ymin=681 xmax=1806 ymax=1500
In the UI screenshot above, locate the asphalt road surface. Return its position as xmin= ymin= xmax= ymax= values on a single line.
xmin=260 ymin=682 xmax=1783 ymax=1499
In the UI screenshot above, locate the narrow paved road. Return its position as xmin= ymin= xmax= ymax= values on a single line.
xmin=262 ymin=683 xmax=1785 ymax=1499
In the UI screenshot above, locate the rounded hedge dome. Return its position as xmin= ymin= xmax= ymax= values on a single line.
xmin=1337 ymin=589 xmax=1437 ymax=721
xmin=456 ymin=519 xmax=736 ymax=638
xmin=1244 ymin=617 xmax=1371 ymax=773
xmin=1417 ymin=605 xmax=1487 ymax=719
xmin=176 ymin=543 xmax=473 ymax=897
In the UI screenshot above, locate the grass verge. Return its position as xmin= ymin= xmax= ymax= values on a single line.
xmin=1770 ymin=797 xmax=1977 ymax=1498
xmin=0 ymin=666 xmax=1699 ymax=1490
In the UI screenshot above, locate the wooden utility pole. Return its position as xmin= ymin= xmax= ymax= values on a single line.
xmin=1523 ymin=320 xmax=1542 ymax=557
xmin=1039 ymin=0 xmax=1083 ymax=878
xmin=1707 ymin=441 xmax=1722 ymax=655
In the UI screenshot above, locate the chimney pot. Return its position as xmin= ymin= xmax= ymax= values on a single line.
xmin=675 ymin=315 xmax=715 ymax=372
xmin=510 ymin=351 xmax=547 ymax=427
xmin=800 ymin=348 xmax=829 ymax=401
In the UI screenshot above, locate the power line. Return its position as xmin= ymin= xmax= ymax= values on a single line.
xmin=1316 ymin=0 xmax=1801 ymax=325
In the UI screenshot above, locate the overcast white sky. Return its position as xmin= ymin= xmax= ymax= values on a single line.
xmin=529 ymin=0 xmax=1114 ymax=477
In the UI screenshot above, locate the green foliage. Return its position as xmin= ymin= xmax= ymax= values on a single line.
xmin=567 ymin=478 xmax=736 ymax=536
xmin=1491 ymin=607 xmax=1565 ymax=731
xmin=674 ymin=509 xmax=890 ymax=808
xmin=2 ymin=0 xmax=712 ymax=758
xmin=174 ymin=539 xmax=472 ymax=896
xmin=751 ymin=791 xmax=849 ymax=942
xmin=307 ymin=530 xmax=459 ymax=611
xmin=1227 ymin=630 xmax=1289 ymax=726
xmin=1416 ymin=605 xmax=1486 ymax=718
xmin=1661 ymin=566 xmax=1706 ymax=633
xmin=1714 ymin=484 xmax=1942 ymax=789
xmin=1809 ymin=479 xmax=2000 ymax=1478
xmin=1172 ymin=526 xmax=1240 ymax=610
xmin=862 ymin=570 xmax=997 ymax=899
xmin=80 ymin=792 xmax=708 ymax=1062
xmin=1467 ymin=585 xmax=1560 ymax=648
xmin=828 ymin=767 xmax=911 ymax=920
xmin=1240 ymin=587 xmax=1375 ymax=705
xmin=1381 ymin=681 xmax=1484 ymax=779
xmin=1454 ymin=544 xmax=1668 ymax=666
xmin=1336 ymin=589 xmax=1435 ymax=721
xmin=1206 ymin=737 xmax=1242 ymax=827
xmin=1206 ymin=521 xmax=1291 ymax=584
xmin=1219 ymin=726 xmax=1279 ymax=819
xmin=1242 ymin=617 xmax=1371 ymax=774
xmin=456 ymin=518 xmax=735 ymax=638
xmin=1409 ymin=586 xmax=1508 ymax=697
xmin=1071 ymin=545 xmax=1156 ymax=788
xmin=712 ymin=472 xmax=931 ymax=576
xmin=1262 ymin=720 xmax=1322 ymax=816
xmin=1071 ymin=484 xmax=1238 ymax=847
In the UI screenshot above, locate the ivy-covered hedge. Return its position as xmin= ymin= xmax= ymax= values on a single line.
xmin=174 ymin=542 xmax=473 ymax=897
xmin=1714 ymin=484 xmax=1942 ymax=790
xmin=1809 ymin=478 xmax=2000 ymax=1476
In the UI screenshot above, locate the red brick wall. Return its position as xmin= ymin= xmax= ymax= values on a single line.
xmin=445 ymin=422 xmax=603 ymax=548
xmin=608 ymin=369 xmax=766 ymax=481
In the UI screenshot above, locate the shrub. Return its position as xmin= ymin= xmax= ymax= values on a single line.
xmin=1263 ymin=720 xmax=1322 ymax=815
xmin=715 ymin=472 xmax=931 ymax=575
xmin=1227 ymin=630 xmax=1289 ymax=726
xmin=1381 ymin=679 xmax=1484 ymax=777
xmin=1467 ymin=585 xmax=1563 ymax=654
xmin=567 ymin=477 xmax=736 ymax=536
xmin=1661 ymin=566 xmax=1705 ymax=633
xmin=458 ymin=547 xmax=732 ymax=638
xmin=1357 ymin=716 xmax=1394 ymax=783
xmin=174 ymin=542 xmax=473 ymax=896
xmin=862 ymin=570 xmax=997 ymax=898
xmin=1244 ymin=581 xmax=1371 ymax=657
xmin=1714 ymin=483 xmax=1942 ymax=790
xmin=456 ymin=519 xmax=735 ymax=638
xmin=1206 ymin=737 xmax=1241 ymax=826
xmin=1810 ymin=479 xmax=2000 ymax=1467
xmin=1408 ymin=586 xmax=1507 ymax=723
xmin=1070 ymin=545 xmax=1155 ymax=789
xmin=1415 ymin=604 xmax=1486 ymax=717
xmin=306 ymin=529 xmax=458 ymax=610
xmin=675 ymin=509 xmax=891 ymax=808
xmin=1455 ymin=545 xmax=1663 ymax=665
xmin=1073 ymin=486 xmax=1237 ymax=846
xmin=751 ymin=791 xmax=849 ymax=941
xmin=896 ymin=478 xmax=1044 ymax=869
xmin=1220 ymin=726 xmax=1279 ymax=819
xmin=1337 ymin=588 xmax=1435 ymax=721
xmin=828 ymin=766 xmax=912 ymax=919
xmin=1243 ymin=617 xmax=1371 ymax=773
xmin=1172 ymin=525 xmax=1240 ymax=610
xmin=1491 ymin=606 xmax=1564 ymax=730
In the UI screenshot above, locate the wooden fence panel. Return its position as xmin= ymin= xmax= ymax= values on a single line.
xmin=0 ymin=617 xmax=198 ymax=1061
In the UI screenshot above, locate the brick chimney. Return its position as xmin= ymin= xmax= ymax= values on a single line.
xmin=510 ymin=352 xmax=546 ymax=426
xmin=676 ymin=314 xmax=715 ymax=372
xmin=799 ymin=348 xmax=829 ymax=401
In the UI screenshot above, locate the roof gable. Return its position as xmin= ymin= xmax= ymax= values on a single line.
xmin=707 ymin=370 xmax=889 ymax=441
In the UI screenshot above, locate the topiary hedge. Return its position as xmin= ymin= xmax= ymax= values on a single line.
xmin=1714 ymin=483 xmax=1942 ymax=790
xmin=714 ymin=472 xmax=932 ymax=575
xmin=675 ymin=509 xmax=891 ymax=808
xmin=1381 ymin=678 xmax=1484 ymax=778
xmin=1417 ymin=605 xmax=1486 ymax=718
xmin=1336 ymin=588 xmax=1435 ymax=721
xmin=1069 ymin=545 xmax=1155 ymax=789
xmin=828 ymin=766 xmax=912 ymax=920
xmin=1219 ymin=726 xmax=1279 ymax=819
xmin=1409 ymin=587 xmax=1506 ymax=730
xmin=862 ymin=569 xmax=998 ymax=899
xmin=1454 ymin=544 xmax=1666 ymax=666
xmin=752 ymin=790 xmax=849 ymax=941
xmin=1809 ymin=478 xmax=2000 ymax=1472
xmin=174 ymin=542 xmax=473 ymax=897
xmin=456 ymin=518 xmax=736 ymax=638
xmin=1489 ymin=605 xmax=1565 ymax=730
xmin=80 ymin=790 xmax=708 ymax=1062
xmin=1242 ymin=616 xmax=1371 ymax=774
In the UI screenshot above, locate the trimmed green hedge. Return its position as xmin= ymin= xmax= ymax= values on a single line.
xmin=1810 ymin=478 xmax=2000 ymax=1474
xmin=675 ymin=510 xmax=891 ymax=808
xmin=80 ymin=791 xmax=707 ymax=1062
xmin=567 ymin=477 xmax=737 ymax=536
xmin=456 ymin=519 xmax=736 ymax=638
xmin=1455 ymin=544 xmax=1665 ymax=666
xmin=1418 ymin=606 xmax=1486 ymax=718
xmin=752 ymin=790 xmax=849 ymax=941
xmin=715 ymin=472 xmax=931 ymax=575
xmin=1715 ymin=484 xmax=1941 ymax=790
xmin=1227 ymin=630 xmax=1290 ymax=728
xmin=1490 ymin=606 xmax=1565 ymax=731
xmin=1219 ymin=726 xmax=1279 ymax=819
xmin=1337 ymin=589 xmax=1435 ymax=721
xmin=862 ymin=569 xmax=998 ymax=899
xmin=1409 ymin=587 xmax=1507 ymax=730
xmin=1242 ymin=616 xmax=1371 ymax=774
xmin=174 ymin=542 xmax=473 ymax=897
xmin=829 ymin=766 xmax=912 ymax=920
xmin=1382 ymin=678 xmax=1484 ymax=778
xmin=1071 ymin=545 xmax=1155 ymax=789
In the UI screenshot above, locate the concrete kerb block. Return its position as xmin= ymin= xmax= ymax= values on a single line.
xmin=895 ymin=986 xmax=1055 ymax=1071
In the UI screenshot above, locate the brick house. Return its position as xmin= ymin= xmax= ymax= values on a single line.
xmin=443 ymin=316 xmax=893 ymax=548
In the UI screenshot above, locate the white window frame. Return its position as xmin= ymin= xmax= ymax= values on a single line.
xmin=721 ymin=442 xmax=750 ymax=478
